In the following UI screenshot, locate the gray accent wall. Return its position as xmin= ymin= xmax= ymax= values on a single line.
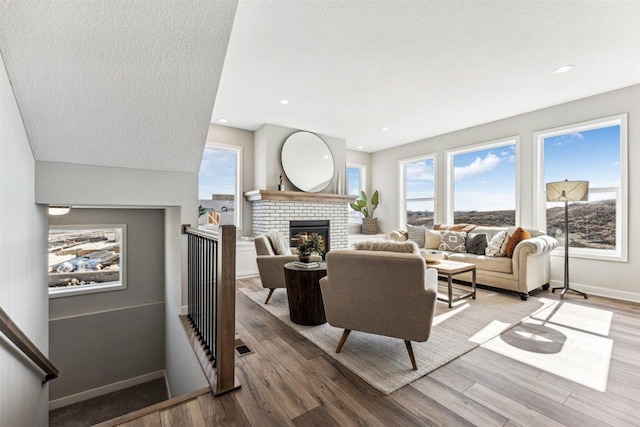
xmin=35 ymin=162 xmax=207 ymax=398
xmin=0 ymin=56 xmax=49 ymax=426
xmin=49 ymin=208 xmax=166 ymax=401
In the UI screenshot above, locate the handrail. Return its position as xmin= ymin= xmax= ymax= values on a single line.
xmin=0 ymin=305 xmax=59 ymax=385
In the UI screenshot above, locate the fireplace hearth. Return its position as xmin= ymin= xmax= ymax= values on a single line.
xmin=289 ymin=220 xmax=330 ymax=258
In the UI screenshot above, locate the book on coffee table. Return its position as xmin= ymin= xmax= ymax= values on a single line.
xmin=293 ymin=261 xmax=320 ymax=268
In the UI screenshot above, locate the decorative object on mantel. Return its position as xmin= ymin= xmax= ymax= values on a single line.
xmin=546 ymin=179 xmax=589 ymax=300
xmin=278 ymin=173 xmax=284 ymax=191
xmin=296 ymin=233 xmax=324 ymax=263
xmin=350 ymin=190 xmax=380 ymax=234
xmin=281 ymin=131 xmax=334 ymax=193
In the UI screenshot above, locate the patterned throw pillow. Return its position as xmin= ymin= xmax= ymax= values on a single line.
xmin=407 ymin=224 xmax=426 ymax=248
xmin=424 ymin=229 xmax=442 ymax=249
xmin=485 ymin=231 xmax=509 ymax=257
xmin=439 ymin=231 xmax=467 ymax=253
xmin=466 ymin=233 xmax=488 ymax=255
xmin=506 ymin=227 xmax=531 ymax=258
xmin=266 ymin=230 xmax=292 ymax=255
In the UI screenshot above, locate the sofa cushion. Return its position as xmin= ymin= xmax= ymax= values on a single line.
xmin=407 ymin=224 xmax=426 ymax=247
xmin=434 ymin=223 xmax=477 ymax=233
xmin=466 ymin=233 xmax=488 ymax=255
xmin=506 ymin=227 xmax=531 ymax=258
xmin=485 ymin=230 xmax=509 ymax=257
xmin=353 ymin=240 xmax=419 ymax=254
xmin=265 ymin=230 xmax=292 ymax=255
xmin=424 ymin=229 xmax=442 ymax=249
xmin=447 ymin=252 xmax=513 ymax=274
xmin=439 ymin=231 xmax=467 ymax=252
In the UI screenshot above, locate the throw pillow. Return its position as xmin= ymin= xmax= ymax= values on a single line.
xmin=353 ymin=240 xmax=419 ymax=254
xmin=438 ymin=231 xmax=467 ymax=253
xmin=506 ymin=227 xmax=531 ymax=258
xmin=485 ymin=231 xmax=509 ymax=257
xmin=265 ymin=230 xmax=292 ymax=255
xmin=389 ymin=230 xmax=408 ymax=241
xmin=424 ymin=229 xmax=442 ymax=249
xmin=466 ymin=233 xmax=488 ymax=255
xmin=434 ymin=223 xmax=477 ymax=233
xmin=407 ymin=224 xmax=426 ymax=247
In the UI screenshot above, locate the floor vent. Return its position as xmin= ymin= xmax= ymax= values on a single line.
xmin=234 ymin=338 xmax=253 ymax=357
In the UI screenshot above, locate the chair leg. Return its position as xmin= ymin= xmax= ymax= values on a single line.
xmin=405 ymin=340 xmax=418 ymax=370
xmin=336 ymin=329 xmax=351 ymax=353
xmin=264 ymin=288 xmax=275 ymax=304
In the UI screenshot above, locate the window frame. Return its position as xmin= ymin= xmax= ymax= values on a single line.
xmin=534 ymin=114 xmax=628 ymax=262
xmin=199 ymin=142 xmax=243 ymax=230
xmin=48 ymin=224 xmax=127 ymax=298
xmin=445 ymin=136 xmax=520 ymax=226
xmin=398 ymin=153 xmax=437 ymax=229
xmin=346 ymin=162 xmax=367 ymax=225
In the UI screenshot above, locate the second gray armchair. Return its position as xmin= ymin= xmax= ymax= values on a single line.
xmin=254 ymin=234 xmax=321 ymax=304
xmin=320 ymin=249 xmax=438 ymax=370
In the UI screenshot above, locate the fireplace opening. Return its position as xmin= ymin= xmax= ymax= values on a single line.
xmin=289 ymin=220 xmax=330 ymax=259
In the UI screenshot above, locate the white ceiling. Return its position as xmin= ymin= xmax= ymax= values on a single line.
xmin=0 ymin=0 xmax=237 ymax=173
xmin=213 ymin=0 xmax=640 ymax=153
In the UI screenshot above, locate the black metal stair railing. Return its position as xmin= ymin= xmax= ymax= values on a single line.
xmin=184 ymin=225 xmax=238 ymax=395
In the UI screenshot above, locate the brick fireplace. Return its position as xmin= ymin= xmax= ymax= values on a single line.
xmin=244 ymin=190 xmax=356 ymax=251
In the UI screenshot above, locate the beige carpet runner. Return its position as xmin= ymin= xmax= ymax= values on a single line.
xmin=245 ymin=287 xmax=547 ymax=395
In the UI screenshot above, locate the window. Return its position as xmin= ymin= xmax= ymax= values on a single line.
xmin=535 ymin=114 xmax=627 ymax=261
xmin=198 ymin=144 xmax=242 ymax=229
xmin=48 ymin=225 xmax=126 ymax=297
xmin=400 ymin=155 xmax=435 ymax=228
xmin=447 ymin=137 xmax=518 ymax=227
xmin=346 ymin=163 xmax=367 ymax=225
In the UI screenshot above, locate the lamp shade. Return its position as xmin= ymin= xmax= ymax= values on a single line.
xmin=546 ymin=180 xmax=589 ymax=202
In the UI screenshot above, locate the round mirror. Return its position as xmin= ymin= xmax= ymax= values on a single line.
xmin=281 ymin=131 xmax=334 ymax=192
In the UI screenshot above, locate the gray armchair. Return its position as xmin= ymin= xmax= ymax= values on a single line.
xmin=254 ymin=235 xmax=321 ymax=304
xmin=320 ymin=249 xmax=438 ymax=370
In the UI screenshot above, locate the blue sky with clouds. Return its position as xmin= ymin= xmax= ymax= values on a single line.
xmin=544 ymin=125 xmax=620 ymax=192
xmin=199 ymin=147 xmax=236 ymax=199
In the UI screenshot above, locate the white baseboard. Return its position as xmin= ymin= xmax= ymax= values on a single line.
xmin=548 ymin=279 xmax=640 ymax=303
xmin=237 ymin=271 xmax=259 ymax=279
xmin=49 ymin=370 xmax=166 ymax=410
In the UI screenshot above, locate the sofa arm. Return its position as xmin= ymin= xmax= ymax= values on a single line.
xmin=389 ymin=230 xmax=408 ymax=241
xmin=513 ymin=235 xmax=558 ymax=259
xmin=511 ymin=235 xmax=558 ymax=290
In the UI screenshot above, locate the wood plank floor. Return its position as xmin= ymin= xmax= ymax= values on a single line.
xmin=114 ymin=278 xmax=640 ymax=427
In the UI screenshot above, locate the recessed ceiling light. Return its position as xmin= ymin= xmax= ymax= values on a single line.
xmin=357 ymin=145 xmax=363 ymax=149
xmin=218 ymin=118 xmax=228 ymax=123
xmin=555 ymin=65 xmax=574 ymax=74
xmin=280 ymin=99 xmax=289 ymax=105
xmin=322 ymin=155 xmax=329 ymax=159
xmin=381 ymin=127 xmax=389 ymax=131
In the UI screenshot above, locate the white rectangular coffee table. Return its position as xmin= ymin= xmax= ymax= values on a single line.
xmin=428 ymin=259 xmax=476 ymax=308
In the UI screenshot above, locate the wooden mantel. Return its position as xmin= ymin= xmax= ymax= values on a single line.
xmin=244 ymin=190 xmax=357 ymax=203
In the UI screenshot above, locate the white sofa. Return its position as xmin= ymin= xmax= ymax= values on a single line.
xmin=391 ymin=226 xmax=557 ymax=300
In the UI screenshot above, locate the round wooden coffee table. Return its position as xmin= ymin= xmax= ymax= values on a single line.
xmin=283 ymin=262 xmax=327 ymax=325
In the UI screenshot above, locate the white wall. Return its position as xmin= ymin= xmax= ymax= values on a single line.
xmin=35 ymin=162 xmax=208 ymax=397
xmin=0 ymin=56 xmax=49 ymax=426
xmin=206 ymin=124 xmax=254 ymax=237
xmin=372 ymin=84 xmax=640 ymax=301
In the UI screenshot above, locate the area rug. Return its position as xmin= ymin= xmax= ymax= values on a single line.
xmin=244 ymin=287 xmax=551 ymax=395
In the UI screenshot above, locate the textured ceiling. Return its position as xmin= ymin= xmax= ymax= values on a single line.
xmin=0 ymin=0 xmax=237 ymax=172
xmin=213 ymin=0 xmax=640 ymax=152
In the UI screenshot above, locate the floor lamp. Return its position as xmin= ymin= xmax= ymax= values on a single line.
xmin=546 ymin=180 xmax=589 ymax=299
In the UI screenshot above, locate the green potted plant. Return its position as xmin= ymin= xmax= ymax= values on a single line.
xmin=296 ymin=233 xmax=324 ymax=262
xmin=350 ymin=190 xmax=380 ymax=234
